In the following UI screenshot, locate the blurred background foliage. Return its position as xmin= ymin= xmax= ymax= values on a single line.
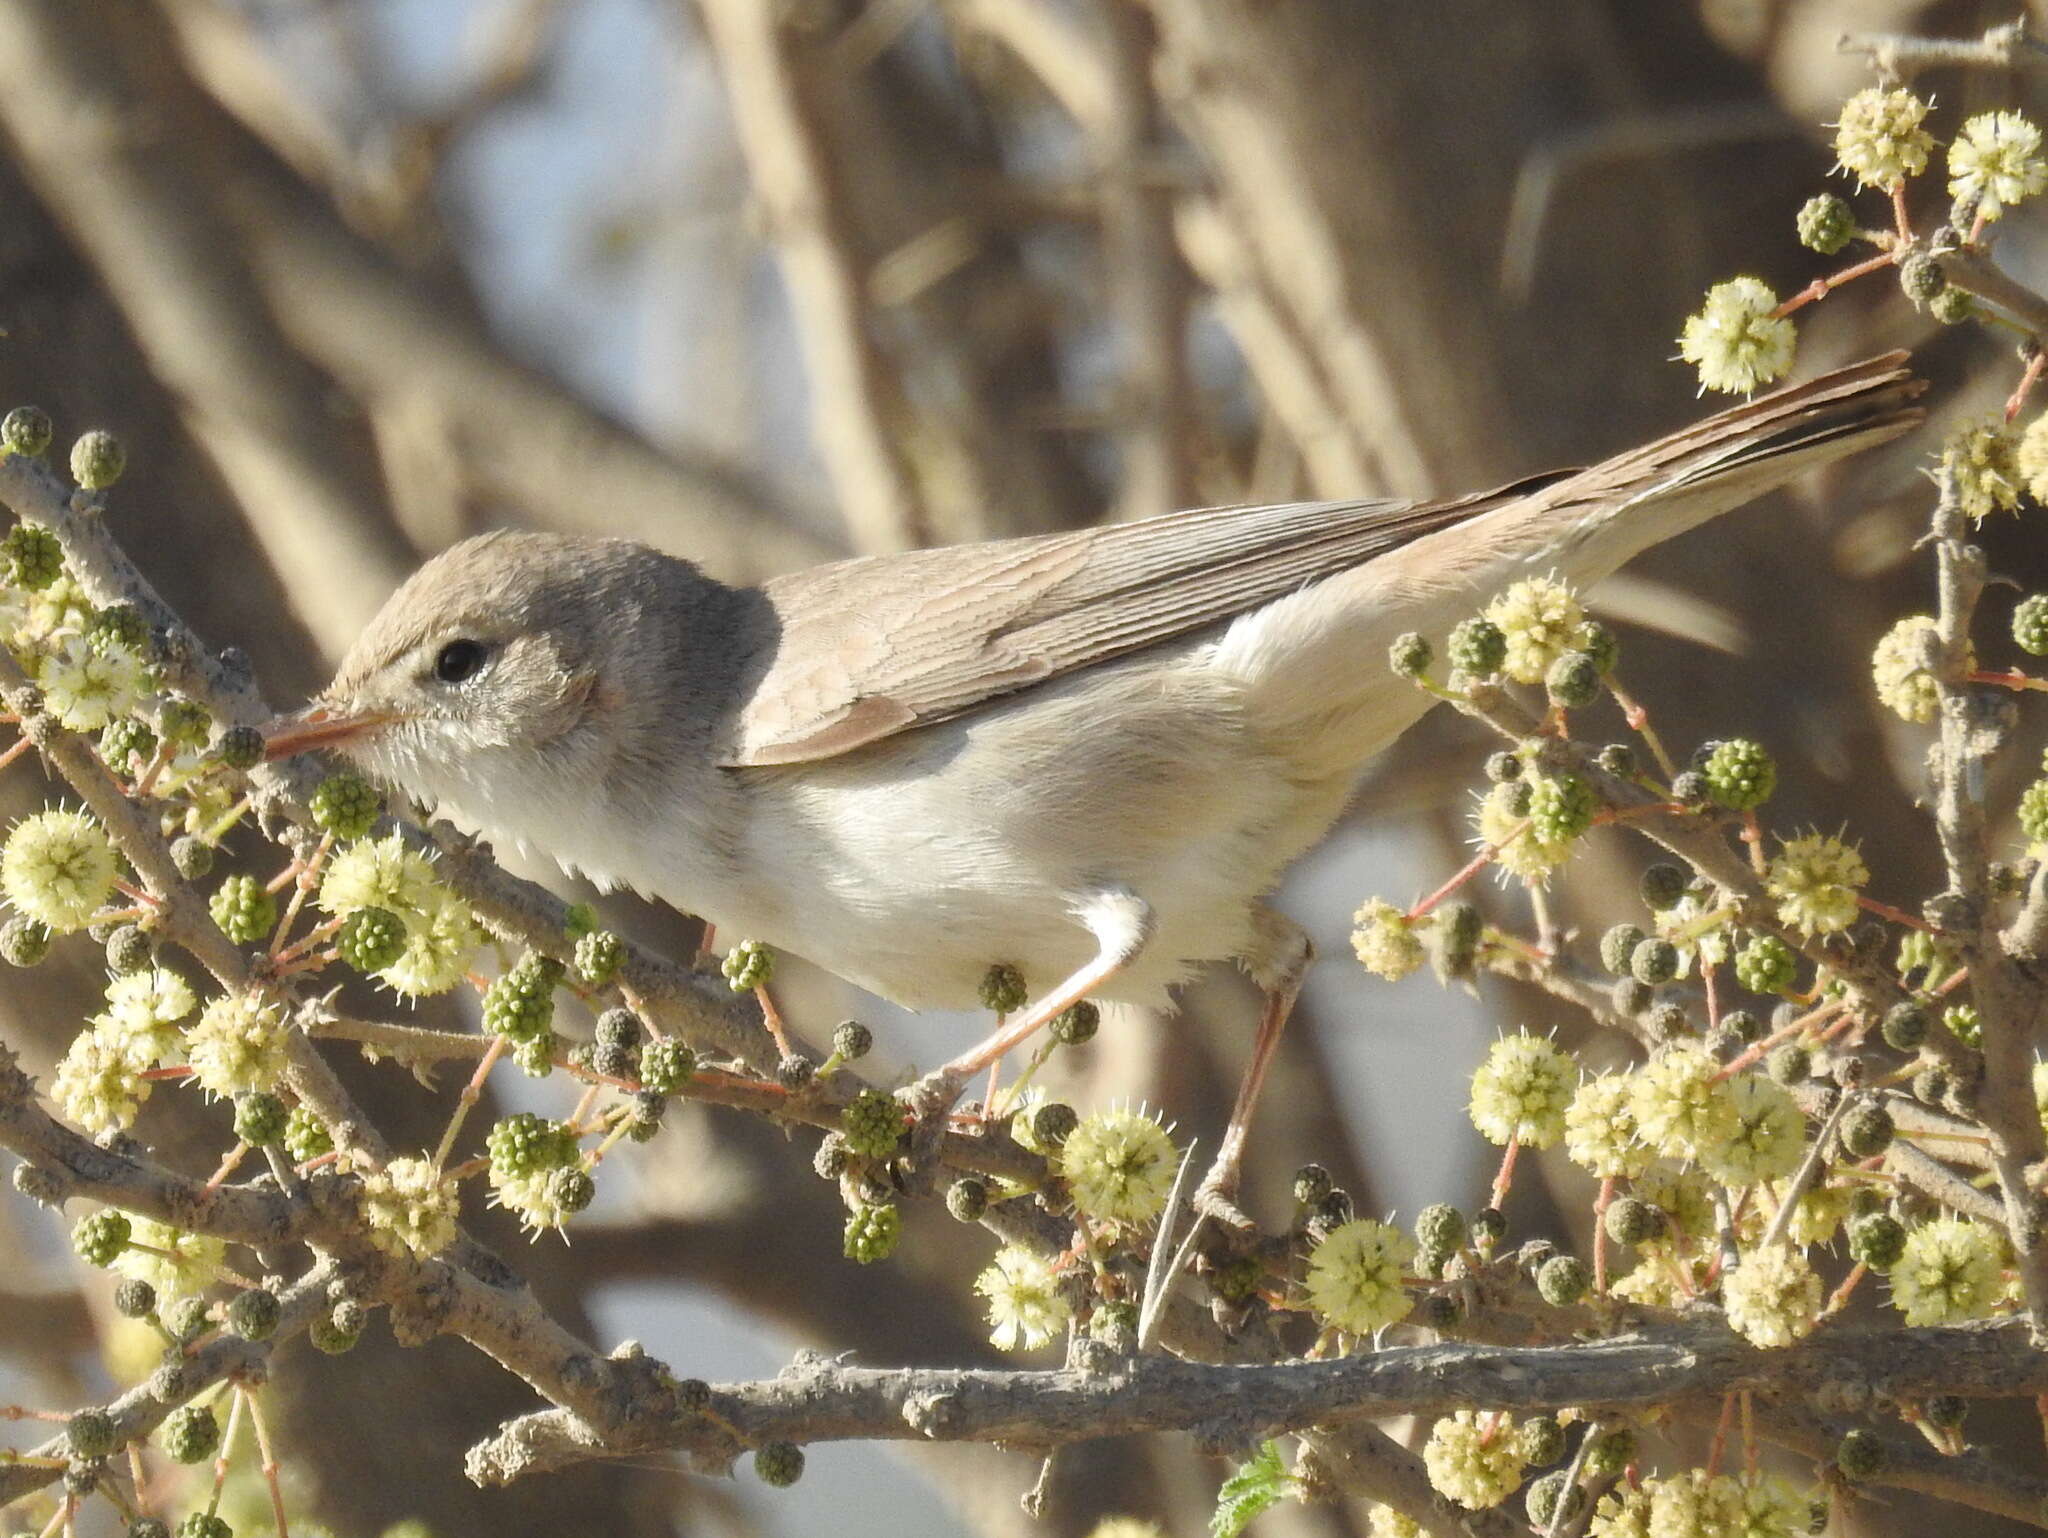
xmin=0 ymin=1 xmax=2042 ymax=1534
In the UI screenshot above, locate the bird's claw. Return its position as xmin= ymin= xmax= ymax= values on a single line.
xmin=899 ymin=1066 xmax=970 ymax=1177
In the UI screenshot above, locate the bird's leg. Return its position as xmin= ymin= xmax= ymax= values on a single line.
xmin=1196 ymin=909 xmax=1313 ymax=1230
xmin=902 ymin=889 xmax=1155 ymax=1131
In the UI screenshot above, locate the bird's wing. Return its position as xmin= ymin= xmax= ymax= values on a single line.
xmin=723 ymin=485 xmax=1536 ymax=766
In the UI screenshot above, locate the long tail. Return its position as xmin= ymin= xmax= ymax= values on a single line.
xmin=1222 ymin=352 xmax=1926 ymax=778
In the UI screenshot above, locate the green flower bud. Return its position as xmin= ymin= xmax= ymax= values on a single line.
xmin=1599 ymin=923 xmax=1645 ymax=975
xmin=68 ymin=430 xmax=126 ymax=491
xmin=158 ymin=1404 xmax=219 ymax=1464
xmin=1836 ymin=1428 xmax=1888 ymax=1480
xmin=307 ymin=1305 xmax=360 ymax=1354
xmin=1595 ymin=742 xmax=1637 ymax=777
xmin=72 ymin=1208 xmax=131 ymax=1267
xmin=1030 ymin=1100 xmax=1078 ymax=1148
xmin=1640 ymin=863 xmax=1689 ymax=911
xmin=1767 ymin=1043 xmax=1812 ymax=1084
xmin=99 ymin=718 xmax=157 ymax=776
xmin=174 ymin=1516 xmax=230 ymax=1538
xmin=830 ymin=1019 xmax=874 ymax=1060
xmin=0 ymin=916 xmax=51 ymax=967
xmin=209 ymin=874 xmax=276 ymax=945
xmin=638 ymin=1037 xmax=696 ymax=1096
xmin=86 ymin=604 xmax=148 ymax=657
xmin=104 ymin=923 xmax=152 ymax=975
xmin=1702 ymin=738 xmax=1776 ymax=810
xmin=1629 ymin=937 xmax=1680 ymax=986
xmin=548 ymin=1165 xmax=596 ymax=1215
xmin=1648 ymin=1001 xmax=1691 ymax=1041
xmin=1291 ymin=1163 xmax=1333 ymax=1206
xmin=1528 ymin=772 xmax=1598 ymax=844
xmin=573 ymin=928 xmax=625 ymax=986
xmin=841 ymin=1089 xmax=906 ymax=1160
xmin=483 ymin=954 xmax=559 ymax=1043
xmin=755 ymin=1441 xmax=805 ymax=1487
xmin=1049 ymin=1001 xmax=1099 ymax=1046
xmin=1469 ymin=1206 xmax=1507 ymax=1249
xmin=308 ymin=771 xmax=381 ymax=840
xmin=163 ymin=1296 xmax=210 ymax=1344
xmin=977 ymin=961 xmax=1027 ymax=1013
xmin=1574 ymin=620 xmax=1619 ymax=674
xmin=775 ymin=1054 xmax=815 ymax=1089
xmin=1720 ymin=1008 xmax=1762 ymax=1044
xmin=158 ymin=700 xmax=211 ymax=748
xmin=283 ymin=1106 xmax=332 ymax=1161
xmin=1584 ymin=1426 xmax=1636 ymax=1478
xmin=1 ymin=406 xmax=53 ymax=457
xmin=1899 ymin=253 xmax=1947 ymax=306
xmin=1670 ymin=769 xmax=1710 ymax=804
xmin=336 ymin=905 xmax=406 ymax=973
xmin=2021 ymin=780 xmax=2048 ymax=843
xmin=207 ymin=725 xmax=261 ymax=773
xmin=1447 ymin=616 xmax=1508 ymax=677
xmin=1796 ymin=193 xmax=1856 ymax=254
xmin=1734 ymin=933 xmax=1797 ymax=994
xmin=169 ymin=836 xmax=215 ymax=881
xmin=1604 ymin=1196 xmax=1665 ymax=1246
xmin=1881 ymin=1001 xmax=1929 ymax=1050
xmin=1414 ymin=1202 xmax=1467 ymax=1255
xmin=1388 ymin=631 xmax=1433 ymax=679
xmin=842 ymin=1202 xmax=901 ymax=1263
xmin=66 ymin=1408 xmax=119 ymax=1461
xmin=226 ymin=1287 xmax=280 ymax=1341
xmin=2014 ymin=595 xmax=2048 ymax=656
xmin=1484 ymin=750 xmax=1522 ymax=783
xmin=1930 ymin=287 xmax=1977 ymax=325
xmin=1 ymin=522 xmax=62 ymax=590
xmin=1545 ymin=650 xmax=1601 ymax=708
xmin=1839 ymin=1102 xmax=1895 ymax=1158
xmin=233 ymin=1091 xmax=288 ymax=1146
xmin=722 ymin=939 xmax=773 ymax=992
xmin=1536 ymin=1253 xmax=1589 ymax=1305
xmin=113 ymin=1278 xmax=155 ymax=1318
xmin=946 ymin=1177 xmax=989 ymax=1222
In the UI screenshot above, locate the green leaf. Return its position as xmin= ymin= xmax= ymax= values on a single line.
xmin=1210 ymin=1440 xmax=1295 ymax=1538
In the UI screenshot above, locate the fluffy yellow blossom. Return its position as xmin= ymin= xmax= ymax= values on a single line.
xmin=1833 ymin=87 xmax=1934 ymax=189
xmin=1421 ymin=1411 xmax=1527 ymax=1510
xmin=361 ymin=1156 xmax=460 ymax=1259
xmin=1629 ymin=1044 xmax=1737 ymax=1162
xmin=1058 ymin=1107 xmax=1177 ymax=1225
xmin=1485 ymin=577 xmax=1584 ymax=685
xmin=1678 ymin=277 xmax=1796 ymax=395
xmin=110 ymin=1217 xmax=224 ymax=1302
xmin=1565 ymin=1073 xmax=1652 ymax=1178
xmin=1351 ymin=897 xmax=1424 ymax=981
xmin=1468 ymin=1032 xmax=1574 ymax=1148
xmin=1305 ymin=1218 xmax=1415 ymax=1335
xmin=1889 ymin=1216 xmax=2007 ymax=1325
xmin=1949 ymin=110 xmax=2048 ymax=219
xmin=184 ymin=992 xmax=288 ymax=1100
xmin=1722 ymin=1243 xmax=1822 ymax=1347
xmin=3 ymin=807 xmax=117 ymax=932
xmin=1764 ymin=833 xmax=1867 ymax=936
xmin=975 ymin=1245 xmax=1071 ymax=1352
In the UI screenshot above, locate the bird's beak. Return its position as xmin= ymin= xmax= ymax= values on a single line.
xmin=261 ymin=703 xmax=403 ymax=761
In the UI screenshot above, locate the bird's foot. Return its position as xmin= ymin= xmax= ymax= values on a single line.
xmin=1193 ymin=1167 xmax=1256 ymax=1234
xmin=899 ymin=1066 xmax=970 ymax=1176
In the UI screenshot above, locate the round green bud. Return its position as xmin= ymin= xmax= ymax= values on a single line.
xmin=485 ymin=1112 xmax=575 ymax=1178
xmin=1545 ymin=650 xmax=1601 ymax=708
xmin=211 ymin=726 xmax=260 ymax=772
xmin=104 ymin=924 xmax=152 ymax=975
xmin=72 ymin=1208 xmax=131 ymax=1267
xmin=1030 ymin=1100 xmax=1079 ymax=1148
xmin=209 ymin=874 xmax=276 ymax=945
xmin=1611 ymin=976 xmax=1653 ymax=1016
xmin=1388 ymin=631 xmax=1432 ymax=679
xmin=1433 ymin=900 xmax=1482 ymax=979
xmin=169 ymin=836 xmax=215 ymax=881
xmin=1414 ymin=1203 xmax=1467 ymax=1255
xmin=336 ymin=905 xmax=406 ymax=973
xmin=1930 ymin=287 xmax=1977 ymax=325
xmin=595 ymin=1039 xmax=641 ymax=1081
xmin=842 ymin=1202 xmax=901 ymax=1264
xmin=1 ymin=406 xmax=53 ymax=457
xmin=1836 ymin=1428 xmax=1889 ymax=1480
xmin=1209 ymin=1254 xmax=1262 ymax=1303
xmin=1796 ymin=193 xmax=1856 ymax=255
xmin=721 ymin=938 xmax=773 ymax=992
xmin=841 ymin=1089 xmax=906 ymax=1160
xmin=548 ymin=1165 xmax=596 ymax=1215
xmin=0 ymin=916 xmax=51 ymax=967
xmin=2021 ymin=780 xmax=2048 ymax=844
xmin=1706 ymin=1025 xmax=1745 ymax=1061
xmin=1647 ymin=1001 xmax=1691 ymax=1041
xmin=1720 ymin=1008 xmax=1762 ymax=1044
xmin=977 ymin=962 xmax=1027 ymax=1013
xmin=755 ymin=1441 xmax=805 ymax=1487
xmin=1599 ymin=923 xmax=1646 ymax=975
xmin=1846 ymin=1186 xmax=1885 ymax=1221
xmin=1912 ymin=1065 xmax=1952 ymax=1106
xmin=308 ymin=771 xmax=380 ymax=840
xmin=595 ymin=1009 xmax=643 ymax=1053
xmin=1469 ymin=1206 xmax=1507 ymax=1249
xmin=572 ymin=928 xmax=625 ymax=987
xmin=829 ymin=1019 xmax=874 ymax=1060
xmin=1881 ymin=1001 xmax=1928 ymax=1050
xmin=1309 ymin=1189 xmax=1355 ymax=1235
xmin=1524 ymin=1472 xmax=1583 ymax=1530
xmin=1702 ymin=738 xmax=1776 ymax=810
xmin=1536 ymin=1254 xmax=1589 ymax=1306
xmin=99 ymin=718 xmax=157 ymax=775
xmin=1585 ymin=1426 xmax=1637 ymax=1479
xmin=1496 ymin=779 xmax=1534 ymax=819
xmin=158 ymin=700 xmax=212 ymax=748
xmin=1629 ymin=937 xmax=1680 ymax=986
xmin=1 ymin=522 xmax=62 ymax=590
xmin=158 ymin=1404 xmax=219 ymax=1464
xmin=68 ymin=430 xmax=125 ymax=491
xmin=308 ymin=1306 xmax=360 ymax=1354
xmin=174 ymin=1516 xmax=230 ymax=1538
xmin=1291 ymin=1163 xmax=1333 ymax=1206
xmin=1767 ymin=1043 xmax=1812 ymax=1084
xmin=86 ymin=604 xmax=148 ymax=657
xmin=1899 ymin=254 xmax=1946 ymax=306
xmin=233 ymin=1091 xmax=288 ymax=1147
xmin=1447 ymin=616 xmax=1508 ymax=677
xmin=946 ymin=1177 xmax=990 ymax=1223
xmin=67 ymin=1407 xmax=119 ymax=1461
xmin=1049 ymin=1001 xmax=1099 ymax=1046
xmin=1528 ymin=772 xmax=1598 ymax=843
xmin=1839 ymin=1102 xmax=1895 ymax=1157
xmin=1669 ymin=769 xmax=1710 ymax=804
xmin=163 ymin=1296 xmax=210 ymax=1344
xmin=2014 ymin=595 xmax=2048 ymax=656
xmin=483 ymin=955 xmax=559 ymax=1043
xmin=1944 ymin=1003 xmax=1983 ymax=1048
xmin=1484 ymin=750 xmax=1522 ymax=783
xmin=1523 ymin=1417 xmax=1564 ymax=1466
xmin=1640 ymin=863 xmax=1689 ymax=911
xmin=227 ymin=1287 xmax=281 ymax=1341
xmin=283 ymin=1105 xmax=332 ymax=1162
xmin=1604 ymin=1196 xmax=1665 ymax=1247
xmin=813 ymin=1134 xmax=852 ymax=1180
xmin=113 ymin=1278 xmax=155 ymax=1318
xmin=1734 ymin=933 xmax=1797 ymax=994
xmin=775 ymin=1054 xmax=816 ymax=1090
xmin=1847 ymin=1212 xmax=1907 ymax=1271
xmin=627 ymin=1091 xmax=666 ymax=1141
xmin=1595 ymin=742 xmax=1637 ymax=777
xmin=638 ymin=1037 xmax=696 ymax=1096
xmin=1574 ymin=620 xmax=1619 ymax=674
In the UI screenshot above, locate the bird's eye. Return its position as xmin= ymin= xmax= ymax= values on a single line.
xmin=432 ymin=639 xmax=489 ymax=685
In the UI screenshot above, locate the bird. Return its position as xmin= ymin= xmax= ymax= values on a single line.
xmin=266 ymin=352 xmax=1922 ymax=1213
